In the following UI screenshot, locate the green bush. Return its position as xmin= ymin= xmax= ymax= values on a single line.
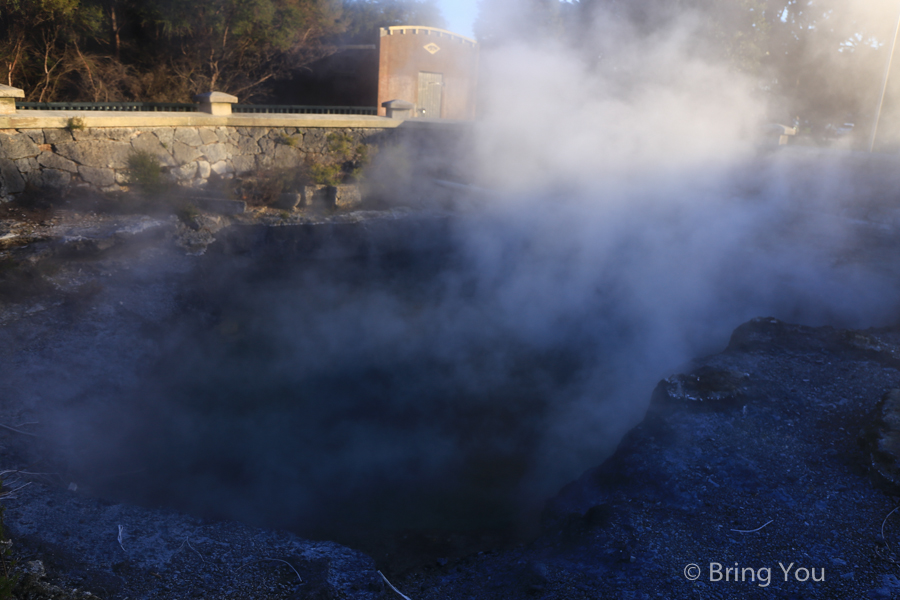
xmin=125 ymin=149 xmax=163 ymax=192
xmin=234 ymin=167 xmax=311 ymax=207
xmin=309 ymin=163 xmax=342 ymax=186
xmin=326 ymin=132 xmax=354 ymax=157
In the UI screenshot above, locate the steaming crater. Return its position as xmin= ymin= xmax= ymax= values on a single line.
xmin=8 ymin=149 xmax=900 ymax=561
xmin=31 ymin=214 xmax=597 ymax=549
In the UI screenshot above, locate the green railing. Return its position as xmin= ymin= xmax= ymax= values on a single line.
xmin=15 ymin=101 xmax=378 ymax=115
xmin=233 ymin=105 xmax=376 ymax=115
xmin=16 ymin=101 xmax=196 ymax=112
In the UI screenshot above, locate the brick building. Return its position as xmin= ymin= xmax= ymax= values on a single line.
xmin=377 ymin=26 xmax=479 ymax=120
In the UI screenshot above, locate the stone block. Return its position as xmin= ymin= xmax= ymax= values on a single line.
xmin=237 ymin=136 xmax=260 ymax=155
xmin=41 ymin=168 xmax=72 ymax=189
xmin=0 ymin=132 xmax=40 ymax=160
xmin=197 ymin=161 xmax=211 ymax=179
xmin=272 ymin=145 xmax=302 ymax=169
xmin=194 ymin=92 xmax=238 ymax=116
xmin=55 ymin=141 xmax=131 ymax=168
xmin=173 ymin=141 xmax=203 ymax=164
xmin=44 ymin=129 xmax=74 ymax=144
xmin=37 ymin=151 xmax=79 ymax=173
xmin=22 ymin=130 xmax=44 ymax=144
xmin=201 ymin=143 xmax=228 ymax=164
xmin=131 ymin=132 xmax=175 ymax=167
xmin=147 ymin=127 xmax=175 ymax=147
xmin=0 ymin=85 xmax=23 ymax=115
xmin=198 ymin=128 xmax=218 ymax=144
xmin=172 ymin=162 xmax=198 ymax=181
xmin=258 ymin=137 xmax=276 ymax=155
xmin=215 ymin=127 xmax=229 ymax=143
xmin=14 ymin=157 xmax=38 ymax=173
xmin=304 ymin=129 xmax=328 ymax=153
xmin=210 ymin=160 xmax=233 ymax=175
xmin=174 ymin=128 xmax=203 ymax=147
xmin=72 ymin=127 xmax=135 ymax=142
xmin=303 ymin=185 xmax=336 ymax=208
xmin=0 ymin=158 xmax=25 ymax=193
xmin=334 ymin=184 xmax=362 ymax=209
xmin=232 ymin=154 xmax=255 ymax=175
xmin=78 ymin=165 xmax=117 ymax=187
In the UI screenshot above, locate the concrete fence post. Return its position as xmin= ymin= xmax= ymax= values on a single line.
xmin=194 ymin=91 xmax=238 ymax=116
xmin=382 ymin=99 xmax=414 ymax=120
xmin=0 ymin=84 xmax=24 ymax=115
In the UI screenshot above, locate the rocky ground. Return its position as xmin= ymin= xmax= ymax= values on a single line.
xmin=2 ymin=192 xmax=900 ymax=599
xmin=0 ymin=194 xmax=434 ymax=600
xmin=397 ymin=319 xmax=900 ymax=599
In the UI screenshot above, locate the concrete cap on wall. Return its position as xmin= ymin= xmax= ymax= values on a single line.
xmin=194 ymin=91 xmax=239 ymax=115
xmin=382 ymin=99 xmax=414 ymax=120
xmin=0 ymin=84 xmax=24 ymax=115
xmin=0 ymin=85 xmax=25 ymax=98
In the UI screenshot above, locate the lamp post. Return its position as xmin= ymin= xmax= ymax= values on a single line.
xmin=869 ymin=2 xmax=900 ymax=152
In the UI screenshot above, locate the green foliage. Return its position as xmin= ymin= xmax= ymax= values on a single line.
xmin=276 ymin=133 xmax=298 ymax=147
xmin=309 ymin=163 xmax=343 ymax=186
xmin=235 ymin=167 xmax=310 ymax=206
xmin=175 ymin=202 xmax=199 ymax=224
xmin=325 ymin=131 xmax=354 ymax=156
xmin=0 ymin=0 xmax=345 ymax=102
xmin=320 ymin=132 xmax=374 ymax=183
xmin=65 ymin=116 xmax=85 ymax=131
xmin=125 ymin=149 xmax=163 ymax=192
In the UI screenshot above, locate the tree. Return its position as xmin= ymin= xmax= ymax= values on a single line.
xmin=0 ymin=0 xmax=105 ymax=100
xmin=139 ymin=0 xmax=342 ymax=100
xmin=0 ymin=0 xmax=345 ymax=102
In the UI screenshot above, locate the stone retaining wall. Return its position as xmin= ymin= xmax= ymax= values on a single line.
xmin=0 ymin=125 xmax=396 ymax=201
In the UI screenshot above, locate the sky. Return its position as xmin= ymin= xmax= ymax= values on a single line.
xmin=438 ymin=0 xmax=478 ymax=38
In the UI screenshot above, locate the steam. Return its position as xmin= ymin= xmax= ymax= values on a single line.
xmin=17 ymin=3 xmax=900 ymax=544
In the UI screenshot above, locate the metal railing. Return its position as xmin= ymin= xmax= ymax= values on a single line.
xmin=233 ymin=105 xmax=376 ymax=115
xmin=16 ymin=101 xmax=196 ymax=111
xmin=15 ymin=101 xmax=378 ymax=115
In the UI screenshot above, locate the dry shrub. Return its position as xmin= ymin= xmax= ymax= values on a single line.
xmin=234 ymin=167 xmax=312 ymax=207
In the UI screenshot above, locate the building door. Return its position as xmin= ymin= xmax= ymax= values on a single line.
xmin=417 ymin=72 xmax=443 ymax=118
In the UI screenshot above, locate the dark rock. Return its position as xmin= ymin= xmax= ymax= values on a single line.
xmin=861 ymin=389 xmax=900 ymax=494
xmin=651 ymin=365 xmax=750 ymax=413
xmin=0 ymin=157 xmax=25 ymax=194
xmin=0 ymin=132 xmax=40 ymax=160
xmin=274 ymin=192 xmax=303 ymax=210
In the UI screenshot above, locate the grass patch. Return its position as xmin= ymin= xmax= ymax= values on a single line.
xmin=276 ymin=133 xmax=298 ymax=147
xmin=65 ymin=117 xmax=85 ymax=132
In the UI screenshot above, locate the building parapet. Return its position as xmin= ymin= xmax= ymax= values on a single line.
xmin=380 ymin=26 xmax=477 ymax=47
